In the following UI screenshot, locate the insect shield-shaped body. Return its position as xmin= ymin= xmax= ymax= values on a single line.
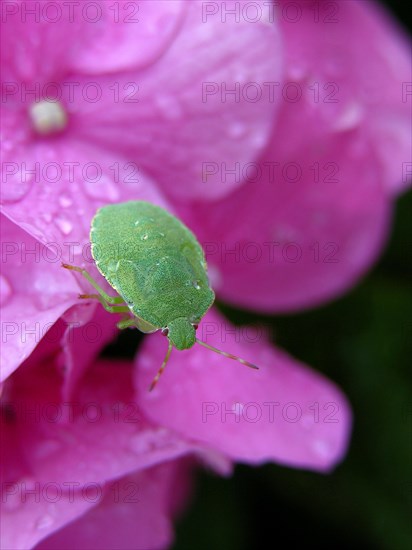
xmin=91 ymin=201 xmax=215 ymax=347
xmin=63 ymin=201 xmax=258 ymax=390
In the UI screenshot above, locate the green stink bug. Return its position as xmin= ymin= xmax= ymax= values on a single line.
xmin=63 ymin=201 xmax=257 ymax=390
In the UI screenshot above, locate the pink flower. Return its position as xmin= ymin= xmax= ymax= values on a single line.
xmin=0 ymin=1 xmax=410 ymax=548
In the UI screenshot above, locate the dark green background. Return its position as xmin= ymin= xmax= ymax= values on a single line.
xmin=172 ymin=3 xmax=412 ymax=549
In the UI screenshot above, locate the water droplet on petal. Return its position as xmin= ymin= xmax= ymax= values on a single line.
xmin=227 ymin=122 xmax=247 ymax=138
xmin=34 ymin=439 xmax=62 ymax=460
xmin=84 ymin=175 xmax=120 ymax=202
xmin=0 ymin=274 xmax=12 ymax=307
xmin=35 ymin=514 xmax=54 ymax=530
xmin=312 ymin=439 xmax=333 ymax=460
xmin=129 ymin=433 xmax=151 ymax=454
xmin=334 ymin=102 xmax=363 ymax=131
xmin=300 ymin=414 xmax=315 ymax=429
xmin=42 ymin=212 xmax=52 ymax=223
xmin=1 ymin=166 xmax=32 ymax=203
xmin=54 ymin=216 xmax=73 ymax=235
xmin=249 ymin=131 xmax=266 ymax=149
xmin=129 ymin=428 xmax=169 ymax=454
xmin=207 ymin=264 xmax=223 ymax=291
xmin=155 ymin=94 xmax=183 ymax=120
xmin=287 ymin=64 xmax=307 ymax=81
xmin=232 ymin=402 xmax=244 ymax=416
xmin=59 ymin=194 xmax=73 ymax=208
xmin=2 ymin=486 xmax=22 ymax=511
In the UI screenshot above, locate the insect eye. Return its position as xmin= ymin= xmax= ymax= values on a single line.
xmin=161 ymin=328 xmax=169 ymax=336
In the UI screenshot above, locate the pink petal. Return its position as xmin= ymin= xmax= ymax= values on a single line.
xmin=2 ymin=359 xmax=193 ymax=487
xmin=135 ymin=310 xmax=352 ymax=472
xmin=1 ymin=357 xmax=197 ymax=548
xmin=277 ymin=0 xmax=411 ymax=195
xmin=60 ymin=305 xmax=119 ymax=401
xmin=75 ymin=0 xmax=282 ymax=201
xmin=1 ymin=480 xmax=93 ymax=550
xmin=0 ymin=0 xmax=83 ymax=83
xmin=0 ymin=215 xmax=78 ymax=382
xmin=182 ymin=130 xmax=390 ymax=312
xmin=71 ymin=1 xmax=186 ymax=74
xmin=1 ymin=112 xmax=170 ymax=247
xmin=34 ymin=460 xmax=192 ymax=550
xmin=1 ymin=0 xmax=185 ymax=80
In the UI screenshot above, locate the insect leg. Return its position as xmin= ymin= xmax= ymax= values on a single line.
xmin=149 ymin=342 xmax=173 ymax=391
xmin=117 ymin=317 xmax=138 ymax=330
xmin=62 ymin=263 xmax=124 ymax=304
xmin=79 ymin=294 xmax=130 ymax=314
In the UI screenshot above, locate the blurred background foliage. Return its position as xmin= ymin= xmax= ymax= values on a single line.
xmin=171 ymin=2 xmax=411 ymax=549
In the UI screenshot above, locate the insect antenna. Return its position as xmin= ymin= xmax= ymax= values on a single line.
xmin=149 ymin=342 xmax=173 ymax=391
xmin=195 ymin=339 xmax=259 ymax=370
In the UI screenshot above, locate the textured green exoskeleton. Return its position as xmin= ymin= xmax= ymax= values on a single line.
xmin=63 ymin=201 xmax=257 ymax=390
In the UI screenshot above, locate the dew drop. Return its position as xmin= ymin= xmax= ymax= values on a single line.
xmin=141 ymin=234 xmax=148 ymax=241
xmin=0 ymin=274 xmax=12 ymax=307
xmin=129 ymin=433 xmax=151 ymax=454
xmin=312 ymin=439 xmax=332 ymax=460
xmin=207 ymin=264 xmax=222 ymax=291
xmin=1 ymin=172 xmax=31 ymax=204
xmin=2 ymin=487 xmax=22 ymax=512
xmin=108 ymin=260 xmax=120 ymax=273
xmin=250 ymin=131 xmax=266 ymax=149
xmin=59 ymin=194 xmax=73 ymax=208
xmin=84 ymin=176 xmax=120 ymax=202
xmin=35 ymin=514 xmax=54 ymax=530
xmin=287 ymin=59 xmax=307 ymax=81
xmin=334 ymin=102 xmax=363 ymax=131
xmin=2 ymin=140 xmax=13 ymax=152
xmin=129 ymin=428 xmax=169 ymax=454
xmin=54 ymin=216 xmax=73 ymax=236
xmin=227 ymin=122 xmax=247 ymax=139
xmin=155 ymin=94 xmax=183 ymax=120
xmin=300 ymin=414 xmax=315 ymax=429
xmin=232 ymin=402 xmax=244 ymax=416
xmin=34 ymin=438 xmax=62 ymax=460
